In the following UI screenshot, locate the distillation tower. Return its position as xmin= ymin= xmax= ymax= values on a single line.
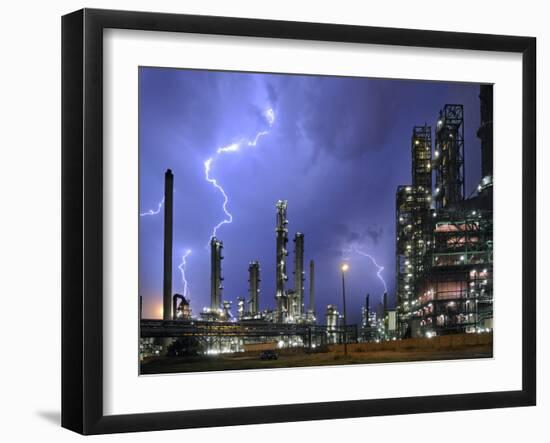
xmin=290 ymin=232 xmax=305 ymax=319
xmin=308 ymin=259 xmax=315 ymax=320
xmin=248 ymin=261 xmax=260 ymax=316
xmin=396 ymin=126 xmax=432 ymax=334
xmin=275 ymin=200 xmax=289 ymax=321
xmin=210 ymin=237 xmax=224 ymax=311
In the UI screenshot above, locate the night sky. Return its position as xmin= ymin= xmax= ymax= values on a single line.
xmin=139 ymin=67 xmax=482 ymax=324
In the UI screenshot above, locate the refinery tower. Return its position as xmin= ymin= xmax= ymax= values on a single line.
xmin=275 ymin=200 xmax=289 ymax=322
xmin=210 ymin=237 xmax=224 ymax=311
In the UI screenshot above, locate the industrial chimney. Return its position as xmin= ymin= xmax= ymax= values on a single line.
xmin=248 ymin=261 xmax=260 ymax=315
xmin=478 ymin=85 xmax=493 ymax=180
xmin=163 ymin=169 xmax=173 ymax=321
xmin=210 ymin=237 xmax=224 ymax=311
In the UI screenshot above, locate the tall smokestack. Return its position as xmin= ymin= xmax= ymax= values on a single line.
xmin=248 ymin=261 xmax=260 ymax=315
xmin=478 ymin=84 xmax=493 ymax=179
xmin=163 ymin=169 xmax=173 ymax=320
xmin=293 ymin=233 xmax=305 ymax=317
xmin=275 ymin=200 xmax=288 ymax=322
xmin=383 ymin=292 xmax=388 ymax=314
xmin=210 ymin=237 xmax=224 ymax=310
xmin=366 ymin=293 xmax=370 ymax=319
xmin=309 ymin=260 xmax=315 ymax=315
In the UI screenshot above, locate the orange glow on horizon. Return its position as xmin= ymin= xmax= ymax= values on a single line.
xmin=141 ymin=298 xmax=164 ymax=320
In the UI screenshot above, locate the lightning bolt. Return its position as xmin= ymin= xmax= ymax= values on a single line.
xmin=353 ymin=246 xmax=388 ymax=294
xmin=177 ymin=249 xmax=192 ymax=298
xmin=141 ymin=194 xmax=193 ymax=301
xmin=204 ymin=107 xmax=275 ymax=241
xmin=204 ymin=157 xmax=233 ymax=240
xmin=142 ymin=108 xmax=275 ymax=312
xmin=140 ymin=197 xmax=164 ymax=217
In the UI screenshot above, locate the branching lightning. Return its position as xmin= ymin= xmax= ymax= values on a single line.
xmin=353 ymin=246 xmax=388 ymax=294
xmin=204 ymin=157 xmax=233 ymax=240
xmin=177 ymin=249 xmax=192 ymax=298
xmin=140 ymin=197 xmax=165 ymax=217
xmin=142 ymin=108 xmax=275 ymax=307
xmin=204 ymin=108 xmax=275 ymax=241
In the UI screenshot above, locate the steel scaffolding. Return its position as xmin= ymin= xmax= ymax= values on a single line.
xmin=434 ymin=104 xmax=465 ymax=210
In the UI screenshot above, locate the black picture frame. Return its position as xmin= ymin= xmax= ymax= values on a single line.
xmin=62 ymin=8 xmax=536 ymax=435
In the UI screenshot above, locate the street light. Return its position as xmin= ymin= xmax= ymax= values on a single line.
xmin=341 ymin=263 xmax=349 ymax=356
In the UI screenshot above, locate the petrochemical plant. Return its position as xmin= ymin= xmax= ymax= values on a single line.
xmin=140 ymin=85 xmax=493 ymax=360
xmin=198 ymin=199 xmax=317 ymax=325
xmin=141 ymin=190 xmax=353 ymax=358
xmin=395 ymin=85 xmax=493 ymax=339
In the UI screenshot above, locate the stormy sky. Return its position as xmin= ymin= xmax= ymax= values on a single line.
xmin=139 ymin=67 xmax=482 ymax=324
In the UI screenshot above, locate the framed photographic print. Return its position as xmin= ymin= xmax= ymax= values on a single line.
xmin=61 ymin=8 xmax=536 ymax=435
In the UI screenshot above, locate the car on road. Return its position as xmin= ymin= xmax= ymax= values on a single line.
xmin=260 ymin=350 xmax=278 ymax=360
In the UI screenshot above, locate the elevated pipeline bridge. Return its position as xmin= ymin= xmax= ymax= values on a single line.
xmin=141 ymin=319 xmax=357 ymax=343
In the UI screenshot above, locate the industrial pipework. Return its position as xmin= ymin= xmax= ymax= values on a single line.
xmin=172 ymin=293 xmax=191 ymax=320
